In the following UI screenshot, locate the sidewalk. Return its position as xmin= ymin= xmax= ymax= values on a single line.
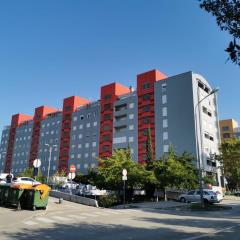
xmin=112 ymin=200 xmax=188 ymax=210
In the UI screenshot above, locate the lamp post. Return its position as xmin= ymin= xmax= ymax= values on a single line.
xmin=45 ymin=144 xmax=57 ymax=184
xmin=194 ymin=87 xmax=219 ymax=207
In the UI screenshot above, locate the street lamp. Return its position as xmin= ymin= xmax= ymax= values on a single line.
xmin=45 ymin=144 xmax=57 ymax=184
xmin=194 ymin=87 xmax=219 ymax=207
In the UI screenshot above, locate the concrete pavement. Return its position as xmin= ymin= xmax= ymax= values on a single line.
xmin=0 ymin=197 xmax=240 ymax=240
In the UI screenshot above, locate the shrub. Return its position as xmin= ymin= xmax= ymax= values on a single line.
xmin=97 ymin=194 xmax=120 ymax=208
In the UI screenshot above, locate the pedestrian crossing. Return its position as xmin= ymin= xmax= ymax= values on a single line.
xmin=23 ymin=208 xmax=139 ymax=226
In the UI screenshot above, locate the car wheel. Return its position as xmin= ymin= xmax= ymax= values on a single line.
xmin=203 ymin=199 xmax=209 ymax=204
xmin=180 ymin=197 xmax=186 ymax=203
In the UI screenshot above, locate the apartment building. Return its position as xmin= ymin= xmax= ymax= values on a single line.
xmin=219 ymin=119 xmax=240 ymax=142
xmin=0 ymin=69 xmax=222 ymax=185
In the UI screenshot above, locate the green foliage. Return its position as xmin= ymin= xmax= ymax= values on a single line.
xmin=95 ymin=149 xmax=154 ymax=191
xmin=97 ymin=194 xmax=120 ymax=208
xmin=203 ymin=176 xmax=217 ymax=185
xmin=54 ymin=170 xmax=67 ymax=177
xmin=154 ymin=148 xmax=198 ymax=191
xmin=218 ymin=138 xmax=240 ymax=189
xmin=146 ymin=127 xmax=154 ymax=170
xmin=199 ymin=0 xmax=240 ymax=66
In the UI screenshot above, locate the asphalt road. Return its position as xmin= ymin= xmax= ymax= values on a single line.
xmin=0 ymin=197 xmax=240 ymax=240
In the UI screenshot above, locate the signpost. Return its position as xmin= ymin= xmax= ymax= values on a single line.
xmin=33 ymin=159 xmax=41 ymax=178
xmin=122 ymin=169 xmax=127 ymax=209
xmin=69 ymin=164 xmax=76 ymax=195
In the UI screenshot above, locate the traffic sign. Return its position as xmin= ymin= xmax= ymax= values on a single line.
xmin=70 ymin=164 xmax=76 ymax=173
xmin=122 ymin=169 xmax=127 ymax=176
xmin=122 ymin=176 xmax=127 ymax=181
xmin=68 ymin=172 xmax=76 ymax=180
xmin=33 ymin=159 xmax=41 ymax=168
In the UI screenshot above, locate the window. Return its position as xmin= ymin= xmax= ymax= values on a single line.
xmin=162 ymin=83 xmax=167 ymax=92
xmin=92 ymin=142 xmax=96 ymax=147
xmin=80 ymin=115 xmax=84 ymax=120
xmin=78 ymin=134 xmax=82 ymax=139
xmin=85 ymin=153 xmax=89 ymax=158
xmin=113 ymin=136 xmax=127 ymax=144
xmin=103 ymin=124 xmax=111 ymax=131
xmin=129 ymin=125 xmax=134 ymax=130
xmin=84 ymin=163 xmax=88 ymax=169
xmin=77 ymin=164 xmax=81 ymax=169
xmin=103 ymin=145 xmax=110 ymax=152
xmin=142 ymin=117 xmax=151 ymax=124
xmin=222 ymin=126 xmax=229 ymax=131
xmin=78 ymin=144 xmax=82 ymax=148
xmin=73 ymin=126 xmax=77 ymax=131
xmin=163 ymin=132 xmax=168 ymax=140
xmin=114 ymin=125 xmax=127 ymax=133
xmin=142 ymin=93 xmax=151 ymax=101
xmin=104 ymin=94 xmax=112 ymax=101
xmin=104 ymin=114 xmax=111 ymax=120
xmin=79 ymin=124 xmax=83 ymax=129
xmin=187 ymin=190 xmax=195 ymax=195
xmin=162 ymin=95 xmax=167 ymax=104
xmin=104 ymin=103 xmax=111 ymax=110
xmin=129 ymin=103 xmax=134 ymax=109
xmin=86 ymin=123 xmax=90 ymax=128
xmin=115 ymin=104 xmax=127 ymax=112
xmin=71 ymin=154 xmax=75 ymax=159
xmin=129 ymin=136 xmax=134 ymax=142
xmin=142 ymin=105 xmax=150 ymax=112
xmin=73 ymin=116 xmax=77 ymax=121
xmin=77 ymin=154 xmax=81 ymax=158
xmin=103 ymin=135 xmax=110 ymax=141
xmin=162 ymin=107 xmax=167 ymax=117
xmin=163 ymin=145 xmax=169 ymax=153
xmin=93 ymin=121 xmax=97 ymax=126
xmin=223 ymin=133 xmax=230 ymax=139
xmin=142 ymin=82 xmax=150 ymax=90
xmin=115 ymin=114 xmax=127 ymax=122
xmin=85 ymin=143 xmax=89 ymax=148
xmin=163 ymin=119 xmax=168 ymax=128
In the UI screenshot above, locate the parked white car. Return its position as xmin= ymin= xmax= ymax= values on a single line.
xmin=12 ymin=177 xmax=41 ymax=186
xmin=62 ymin=180 xmax=79 ymax=189
xmin=0 ymin=178 xmax=6 ymax=184
xmin=178 ymin=189 xmax=219 ymax=204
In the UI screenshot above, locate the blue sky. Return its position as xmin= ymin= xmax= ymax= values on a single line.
xmin=0 ymin=0 xmax=239 ymax=131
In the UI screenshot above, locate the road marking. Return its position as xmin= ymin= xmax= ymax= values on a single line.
xmin=67 ymin=215 xmax=87 ymax=220
xmin=36 ymin=217 xmax=56 ymax=224
xmin=81 ymin=213 xmax=97 ymax=217
xmin=182 ymin=226 xmax=236 ymax=240
xmin=51 ymin=216 xmax=71 ymax=221
xmin=23 ymin=221 xmax=38 ymax=226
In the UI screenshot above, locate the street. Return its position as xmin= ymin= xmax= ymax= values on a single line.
xmin=0 ymin=197 xmax=240 ymax=240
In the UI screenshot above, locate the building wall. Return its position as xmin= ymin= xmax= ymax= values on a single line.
xmin=0 ymin=128 xmax=10 ymax=173
xmin=219 ymin=119 xmax=239 ymax=141
xmin=0 ymin=69 xmax=222 ymax=182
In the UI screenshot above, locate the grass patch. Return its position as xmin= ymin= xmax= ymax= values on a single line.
xmin=189 ymin=203 xmax=232 ymax=211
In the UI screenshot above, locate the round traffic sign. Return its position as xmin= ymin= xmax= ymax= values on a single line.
xmin=33 ymin=159 xmax=41 ymax=168
xmin=122 ymin=169 xmax=127 ymax=176
xmin=68 ymin=172 xmax=76 ymax=180
xmin=70 ymin=164 xmax=76 ymax=173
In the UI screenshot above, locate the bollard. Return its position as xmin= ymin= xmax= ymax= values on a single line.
xmin=58 ymin=198 xmax=63 ymax=204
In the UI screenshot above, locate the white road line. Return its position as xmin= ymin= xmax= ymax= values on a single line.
xmin=23 ymin=221 xmax=38 ymax=226
xmin=51 ymin=216 xmax=71 ymax=221
xmin=36 ymin=217 xmax=56 ymax=224
xmin=182 ymin=226 xmax=236 ymax=240
xmin=81 ymin=213 xmax=97 ymax=217
xmin=67 ymin=215 xmax=87 ymax=220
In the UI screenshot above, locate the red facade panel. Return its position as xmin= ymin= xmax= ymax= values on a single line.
xmin=58 ymin=96 xmax=90 ymax=173
xmin=28 ymin=106 xmax=58 ymax=167
xmin=137 ymin=70 xmax=166 ymax=163
xmin=4 ymin=113 xmax=33 ymax=173
xmin=99 ymin=83 xmax=130 ymax=158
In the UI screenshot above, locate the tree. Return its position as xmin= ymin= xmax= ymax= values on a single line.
xmin=95 ymin=149 xmax=154 ymax=195
xmin=145 ymin=127 xmax=154 ymax=170
xmin=218 ymin=138 xmax=240 ymax=190
xmin=199 ymin=0 xmax=240 ymax=66
xmin=154 ymin=148 xmax=198 ymax=200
